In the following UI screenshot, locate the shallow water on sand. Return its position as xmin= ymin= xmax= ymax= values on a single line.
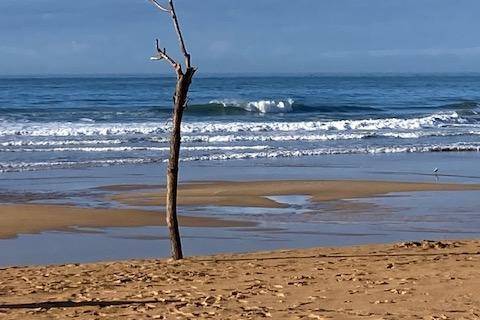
xmin=1 ymin=189 xmax=479 ymax=267
xmin=0 ymin=152 xmax=480 ymax=266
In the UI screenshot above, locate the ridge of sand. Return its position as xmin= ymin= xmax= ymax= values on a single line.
xmin=0 ymin=240 xmax=479 ymax=319
xmin=109 ymin=179 xmax=480 ymax=208
xmin=0 ymin=205 xmax=256 ymax=239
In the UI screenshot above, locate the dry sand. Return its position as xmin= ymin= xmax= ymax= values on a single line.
xmin=0 ymin=205 xmax=255 ymax=239
xmin=109 ymin=180 xmax=480 ymax=208
xmin=0 ymin=239 xmax=479 ymax=319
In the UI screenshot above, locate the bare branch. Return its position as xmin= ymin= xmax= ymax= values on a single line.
xmin=151 ymin=39 xmax=181 ymax=72
xmin=148 ymin=0 xmax=171 ymax=13
xmin=168 ymin=0 xmax=191 ymax=68
xmin=148 ymin=0 xmax=192 ymax=71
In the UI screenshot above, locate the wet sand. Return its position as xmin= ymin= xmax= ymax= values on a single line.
xmin=0 ymin=239 xmax=479 ymax=319
xmin=0 ymin=205 xmax=255 ymax=239
xmin=110 ymin=179 xmax=480 ymax=208
xmin=3 ymin=180 xmax=480 ymax=240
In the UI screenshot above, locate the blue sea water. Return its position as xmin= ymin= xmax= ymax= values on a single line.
xmin=1 ymin=74 xmax=480 ymax=173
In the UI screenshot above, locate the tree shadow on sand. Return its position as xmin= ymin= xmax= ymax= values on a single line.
xmin=0 ymin=299 xmax=160 ymax=310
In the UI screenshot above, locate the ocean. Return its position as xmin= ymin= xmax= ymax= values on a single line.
xmin=1 ymin=74 xmax=480 ymax=173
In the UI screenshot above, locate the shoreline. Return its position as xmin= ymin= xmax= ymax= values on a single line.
xmin=1 ymin=239 xmax=479 ymax=319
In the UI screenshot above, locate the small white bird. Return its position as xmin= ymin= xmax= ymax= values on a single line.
xmin=433 ymin=168 xmax=439 ymax=173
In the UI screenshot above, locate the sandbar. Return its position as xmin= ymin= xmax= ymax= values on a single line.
xmin=0 ymin=205 xmax=256 ymax=239
xmin=110 ymin=179 xmax=480 ymax=208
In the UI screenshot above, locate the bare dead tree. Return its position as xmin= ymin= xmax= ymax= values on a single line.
xmin=148 ymin=0 xmax=196 ymax=260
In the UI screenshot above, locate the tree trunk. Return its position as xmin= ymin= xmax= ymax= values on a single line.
xmin=166 ymin=67 xmax=195 ymax=260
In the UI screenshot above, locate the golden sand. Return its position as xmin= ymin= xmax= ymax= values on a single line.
xmin=0 ymin=240 xmax=479 ymax=319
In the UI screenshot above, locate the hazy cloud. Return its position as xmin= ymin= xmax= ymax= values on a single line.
xmin=1 ymin=0 xmax=480 ymax=74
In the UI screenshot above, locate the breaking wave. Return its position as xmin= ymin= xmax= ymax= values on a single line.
xmin=1 ymin=109 xmax=479 ymax=173
xmin=209 ymin=98 xmax=295 ymax=113
xmin=0 ymin=112 xmax=470 ymax=137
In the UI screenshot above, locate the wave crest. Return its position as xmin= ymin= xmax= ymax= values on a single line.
xmin=210 ymin=98 xmax=295 ymax=113
xmin=0 ymin=112 xmax=471 ymax=137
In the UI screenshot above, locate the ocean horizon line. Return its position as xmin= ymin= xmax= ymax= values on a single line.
xmin=3 ymin=71 xmax=480 ymax=79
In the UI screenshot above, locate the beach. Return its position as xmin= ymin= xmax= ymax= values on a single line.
xmin=1 ymin=75 xmax=480 ymax=318
xmin=1 ymin=239 xmax=479 ymax=319
xmin=2 ymin=148 xmax=480 ymax=320
xmin=3 ymin=166 xmax=480 ymax=319
xmin=0 ymin=174 xmax=480 ymax=319
xmin=3 ymin=0 xmax=480 ymax=316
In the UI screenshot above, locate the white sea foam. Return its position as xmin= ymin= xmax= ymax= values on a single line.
xmin=0 ymin=112 xmax=470 ymax=137
xmin=146 ymin=130 xmax=480 ymax=143
xmin=181 ymin=144 xmax=480 ymax=162
xmin=0 ymin=139 xmax=123 ymax=147
xmin=381 ymin=132 xmax=423 ymax=139
xmin=0 ymin=123 xmax=167 ymax=137
xmin=0 ymin=158 xmax=152 ymax=173
xmin=0 ymin=145 xmax=270 ymax=153
xmin=4 ymin=129 xmax=477 ymax=148
xmin=179 ymin=112 xmax=465 ymax=133
xmin=381 ymin=130 xmax=480 ymax=139
xmin=176 ymin=133 xmax=372 ymax=143
xmin=2 ymin=144 xmax=479 ymax=173
xmin=79 ymin=118 xmax=95 ymax=123
xmin=1 ymin=110 xmax=479 ymax=173
xmin=180 ymin=112 xmax=467 ymax=134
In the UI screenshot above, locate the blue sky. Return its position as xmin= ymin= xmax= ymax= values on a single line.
xmin=1 ymin=0 xmax=480 ymax=75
